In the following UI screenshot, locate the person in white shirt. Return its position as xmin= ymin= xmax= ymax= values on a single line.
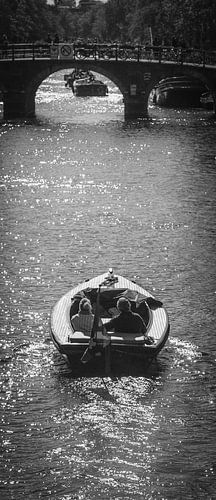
xmin=71 ymin=298 xmax=94 ymax=336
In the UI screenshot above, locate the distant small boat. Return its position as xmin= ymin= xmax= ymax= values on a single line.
xmin=50 ymin=270 xmax=170 ymax=375
xmin=200 ymin=91 xmax=214 ymax=110
xmin=73 ymin=77 xmax=108 ymax=97
xmin=64 ymin=70 xmax=108 ymax=97
xmin=154 ymin=76 xmax=206 ymax=108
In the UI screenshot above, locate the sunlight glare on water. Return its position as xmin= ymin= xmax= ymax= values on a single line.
xmin=0 ymin=70 xmax=216 ymax=499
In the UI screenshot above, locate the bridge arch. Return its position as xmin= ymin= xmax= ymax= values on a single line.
xmin=3 ymin=61 xmax=128 ymax=120
xmin=32 ymin=61 xmax=126 ymax=99
xmin=24 ymin=62 xmax=216 ymax=119
xmin=144 ymin=66 xmax=216 ymax=113
xmin=0 ymin=55 xmax=216 ymax=119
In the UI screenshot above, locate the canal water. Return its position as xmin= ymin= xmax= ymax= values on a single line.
xmin=0 ymin=71 xmax=216 ymax=500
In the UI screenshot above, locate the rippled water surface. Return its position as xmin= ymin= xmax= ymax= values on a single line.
xmin=0 ymin=71 xmax=216 ymax=499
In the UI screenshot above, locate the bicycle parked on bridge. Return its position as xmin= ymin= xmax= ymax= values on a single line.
xmin=74 ymin=43 xmax=96 ymax=59
xmin=1 ymin=42 xmax=216 ymax=68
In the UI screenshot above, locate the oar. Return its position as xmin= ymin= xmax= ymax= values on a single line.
xmin=80 ymin=284 xmax=102 ymax=364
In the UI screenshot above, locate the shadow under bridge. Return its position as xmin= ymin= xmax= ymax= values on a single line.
xmin=1 ymin=50 xmax=216 ymax=119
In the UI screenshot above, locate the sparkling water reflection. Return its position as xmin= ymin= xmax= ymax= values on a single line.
xmin=0 ymin=70 xmax=216 ymax=499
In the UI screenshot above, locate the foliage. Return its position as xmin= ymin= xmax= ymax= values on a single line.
xmin=0 ymin=0 xmax=215 ymax=48
xmin=0 ymin=0 xmax=51 ymax=41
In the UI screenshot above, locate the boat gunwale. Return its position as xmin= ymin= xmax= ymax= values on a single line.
xmin=50 ymin=273 xmax=170 ymax=361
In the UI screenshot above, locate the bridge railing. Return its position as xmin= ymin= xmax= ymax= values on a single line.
xmin=0 ymin=42 xmax=216 ymax=67
xmin=0 ymin=43 xmax=51 ymax=60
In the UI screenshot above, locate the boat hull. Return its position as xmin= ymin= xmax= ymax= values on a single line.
xmin=50 ymin=272 xmax=170 ymax=375
xmin=156 ymin=87 xmax=203 ymax=107
xmin=155 ymin=77 xmax=206 ymax=108
xmin=64 ymin=71 xmax=108 ymax=97
xmin=73 ymin=82 xmax=108 ymax=97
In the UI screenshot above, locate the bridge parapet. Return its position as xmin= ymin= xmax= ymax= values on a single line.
xmin=1 ymin=42 xmax=216 ymax=68
xmin=0 ymin=44 xmax=216 ymax=119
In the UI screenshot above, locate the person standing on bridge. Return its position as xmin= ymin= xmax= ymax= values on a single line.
xmin=54 ymin=33 xmax=59 ymax=44
xmin=47 ymin=34 xmax=52 ymax=45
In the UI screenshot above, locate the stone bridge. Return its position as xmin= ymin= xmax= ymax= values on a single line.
xmin=0 ymin=43 xmax=216 ymax=119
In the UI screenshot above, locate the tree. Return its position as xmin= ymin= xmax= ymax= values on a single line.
xmin=0 ymin=0 xmax=216 ymax=47
xmin=105 ymin=0 xmax=132 ymax=41
xmin=91 ymin=6 xmax=107 ymax=40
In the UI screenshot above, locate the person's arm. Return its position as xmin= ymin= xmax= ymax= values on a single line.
xmin=104 ymin=317 xmax=116 ymax=332
xmin=137 ymin=314 xmax=147 ymax=334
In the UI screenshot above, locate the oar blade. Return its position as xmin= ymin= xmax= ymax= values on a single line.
xmin=80 ymin=346 xmax=95 ymax=364
xmin=80 ymin=335 xmax=97 ymax=363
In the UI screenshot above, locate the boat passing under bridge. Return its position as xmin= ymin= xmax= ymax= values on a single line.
xmin=0 ymin=42 xmax=216 ymax=119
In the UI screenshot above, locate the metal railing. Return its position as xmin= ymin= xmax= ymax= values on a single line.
xmin=0 ymin=43 xmax=216 ymax=67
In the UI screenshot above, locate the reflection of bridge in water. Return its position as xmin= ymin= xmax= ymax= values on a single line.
xmin=1 ymin=43 xmax=216 ymax=119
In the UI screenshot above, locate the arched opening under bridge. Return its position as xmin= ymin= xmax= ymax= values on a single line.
xmin=1 ymin=57 xmax=216 ymax=121
xmin=35 ymin=68 xmax=124 ymax=123
xmin=146 ymin=70 xmax=215 ymax=118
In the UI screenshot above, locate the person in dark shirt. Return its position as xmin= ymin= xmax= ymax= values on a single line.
xmin=104 ymin=297 xmax=147 ymax=334
xmin=54 ymin=33 xmax=60 ymax=44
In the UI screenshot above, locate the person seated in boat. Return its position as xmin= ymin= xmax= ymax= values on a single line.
xmin=104 ymin=297 xmax=148 ymax=336
xmin=71 ymin=298 xmax=94 ymax=336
